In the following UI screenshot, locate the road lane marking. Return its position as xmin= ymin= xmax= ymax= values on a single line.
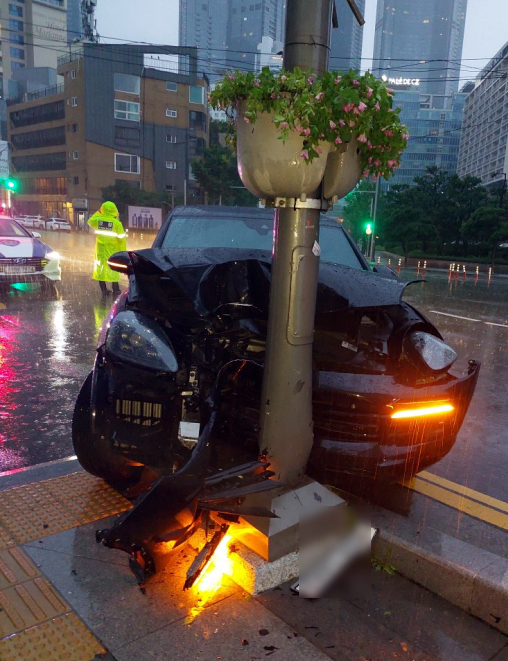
xmin=418 ymin=471 xmax=508 ymax=515
xmin=484 ymin=322 xmax=508 ymax=328
xmin=429 ymin=311 xmax=481 ymax=322
xmin=401 ymin=476 xmax=508 ymax=531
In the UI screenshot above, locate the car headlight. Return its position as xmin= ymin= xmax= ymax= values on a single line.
xmin=404 ymin=331 xmax=457 ymax=372
xmin=45 ymin=251 xmax=60 ymax=260
xmin=105 ymin=310 xmax=178 ymax=372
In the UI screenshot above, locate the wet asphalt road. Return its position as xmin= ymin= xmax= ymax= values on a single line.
xmin=1 ymin=234 xmax=507 ymax=517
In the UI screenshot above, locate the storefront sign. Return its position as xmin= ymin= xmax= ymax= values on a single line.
xmin=381 ymin=74 xmax=420 ymax=87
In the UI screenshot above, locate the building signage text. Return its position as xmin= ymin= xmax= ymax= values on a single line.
xmin=381 ymin=74 xmax=420 ymax=87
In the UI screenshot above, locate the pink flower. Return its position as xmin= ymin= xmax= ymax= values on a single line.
xmin=280 ymin=75 xmax=287 ymax=82
xmin=228 ymin=75 xmax=235 ymax=81
xmin=329 ymin=120 xmax=336 ymax=129
xmin=366 ymin=87 xmax=373 ymax=98
xmin=300 ymin=150 xmax=309 ymax=160
xmin=388 ymin=108 xmax=394 ymax=112
xmin=342 ymin=103 xmax=354 ymax=113
xmin=358 ymin=101 xmax=367 ymax=112
xmin=357 ymin=134 xmax=368 ymax=143
xmin=280 ymin=121 xmax=289 ymax=129
xmin=334 ymin=76 xmax=341 ymax=84
xmin=367 ymin=141 xmax=373 ymax=149
xmin=339 ymin=119 xmax=346 ymax=127
xmin=270 ymin=93 xmax=277 ymax=99
xmin=303 ymin=128 xmax=311 ymax=136
xmin=385 ymin=130 xmax=393 ymax=137
xmin=402 ymin=133 xmax=409 ymax=140
xmin=362 ymin=170 xmax=369 ymax=178
xmin=353 ymin=79 xmax=359 ymax=86
xmin=316 ymin=147 xmax=323 ymax=154
xmin=353 ymin=107 xmax=361 ymax=115
xmin=315 ymin=92 xmax=325 ymax=100
xmin=295 ymin=123 xmax=303 ymax=133
xmin=244 ymin=117 xmax=250 ymax=124
xmin=307 ymin=77 xmax=314 ymax=84
xmin=334 ymin=137 xmax=343 ymax=144
xmin=386 ymin=88 xmax=394 ymax=95
xmin=253 ymin=80 xmax=260 ymax=87
xmin=375 ymin=102 xmax=381 ymax=111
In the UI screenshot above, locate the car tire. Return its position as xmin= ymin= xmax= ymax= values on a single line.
xmin=72 ymin=371 xmax=143 ymax=492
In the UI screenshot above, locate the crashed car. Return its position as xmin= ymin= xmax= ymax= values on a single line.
xmin=73 ymin=206 xmax=479 ymax=496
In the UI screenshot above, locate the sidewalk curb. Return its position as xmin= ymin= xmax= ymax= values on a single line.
xmin=373 ymin=524 xmax=508 ymax=635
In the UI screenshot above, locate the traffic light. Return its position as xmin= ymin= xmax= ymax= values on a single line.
xmin=365 ymin=222 xmax=372 ymax=235
xmin=2 ymin=178 xmax=18 ymax=192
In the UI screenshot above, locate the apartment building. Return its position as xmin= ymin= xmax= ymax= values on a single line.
xmin=7 ymin=43 xmax=209 ymax=222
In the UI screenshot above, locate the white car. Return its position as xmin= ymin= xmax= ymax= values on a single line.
xmin=15 ymin=215 xmax=44 ymax=229
xmin=46 ymin=218 xmax=72 ymax=232
xmin=0 ymin=216 xmax=61 ymax=287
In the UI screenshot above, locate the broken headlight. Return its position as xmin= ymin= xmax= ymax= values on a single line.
xmin=404 ymin=331 xmax=457 ymax=372
xmin=106 ymin=311 xmax=178 ymax=372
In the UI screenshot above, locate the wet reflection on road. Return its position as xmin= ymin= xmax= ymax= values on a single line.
xmin=0 ymin=230 xmax=152 ymax=472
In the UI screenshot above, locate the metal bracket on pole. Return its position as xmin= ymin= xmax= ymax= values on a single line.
xmin=266 ymin=197 xmax=330 ymax=211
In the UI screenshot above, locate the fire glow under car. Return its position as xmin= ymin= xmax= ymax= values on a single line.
xmin=72 ymin=206 xmax=479 ymax=585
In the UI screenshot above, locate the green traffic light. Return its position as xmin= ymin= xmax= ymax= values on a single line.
xmin=365 ymin=222 xmax=372 ymax=235
xmin=3 ymin=178 xmax=18 ymax=191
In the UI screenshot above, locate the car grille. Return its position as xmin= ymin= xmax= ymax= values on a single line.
xmin=0 ymin=258 xmax=46 ymax=272
xmin=313 ymin=399 xmax=382 ymax=442
xmin=114 ymin=398 xmax=163 ymax=426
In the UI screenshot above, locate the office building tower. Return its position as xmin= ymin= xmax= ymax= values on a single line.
xmin=373 ymin=0 xmax=468 ymax=97
xmin=331 ymin=0 xmax=365 ymax=72
xmin=179 ymin=0 xmax=229 ymax=77
xmin=457 ymin=42 xmax=508 ymax=188
xmin=67 ymin=0 xmax=84 ymax=44
xmin=0 ymin=0 xmax=69 ymax=98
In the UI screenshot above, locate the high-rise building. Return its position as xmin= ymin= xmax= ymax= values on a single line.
xmin=0 ymin=0 xmax=69 ymax=98
xmin=67 ymin=0 xmax=84 ymax=44
xmin=179 ymin=0 xmax=229 ymax=78
xmin=330 ymin=0 xmax=365 ymax=72
xmin=372 ymin=0 xmax=468 ymax=97
xmin=457 ymin=42 xmax=508 ymax=188
xmin=387 ymin=89 xmax=467 ymax=187
xmin=226 ymin=0 xmax=285 ymax=71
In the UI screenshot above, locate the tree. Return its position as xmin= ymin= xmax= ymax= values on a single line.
xmin=191 ymin=144 xmax=257 ymax=206
xmin=461 ymin=206 xmax=508 ymax=261
xmin=101 ymin=181 xmax=175 ymax=217
xmin=342 ymin=180 xmax=376 ymax=242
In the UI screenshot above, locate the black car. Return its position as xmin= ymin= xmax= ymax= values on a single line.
xmin=73 ymin=206 xmax=479 ymax=494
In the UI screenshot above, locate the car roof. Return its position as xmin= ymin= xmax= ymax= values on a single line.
xmin=169 ymin=205 xmax=342 ymax=229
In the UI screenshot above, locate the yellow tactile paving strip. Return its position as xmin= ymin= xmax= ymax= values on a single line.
xmin=0 ymin=470 xmax=132 ymax=660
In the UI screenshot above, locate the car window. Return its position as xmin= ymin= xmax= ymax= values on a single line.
xmin=0 ymin=218 xmax=30 ymax=237
xmin=161 ymin=215 xmax=365 ymax=270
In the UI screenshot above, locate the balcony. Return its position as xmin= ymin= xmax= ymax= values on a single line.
xmin=7 ymin=84 xmax=64 ymax=106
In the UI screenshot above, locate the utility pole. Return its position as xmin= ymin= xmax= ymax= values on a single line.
xmin=258 ymin=0 xmax=334 ymax=484
xmin=369 ymin=176 xmax=380 ymax=262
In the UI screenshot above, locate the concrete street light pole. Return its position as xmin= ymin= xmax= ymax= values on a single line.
xmin=258 ymin=0 xmax=334 ymax=484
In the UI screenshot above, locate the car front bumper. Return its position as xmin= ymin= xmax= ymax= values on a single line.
xmin=307 ymin=361 xmax=480 ymax=482
xmin=0 ymin=256 xmax=61 ymax=284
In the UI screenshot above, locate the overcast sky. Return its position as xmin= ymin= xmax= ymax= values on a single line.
xmin=96 ymin=0 xmax=506 ymax=83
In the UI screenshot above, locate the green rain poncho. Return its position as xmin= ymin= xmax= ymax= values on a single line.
xmin=88 ymin=201 xmax=127 ymax=282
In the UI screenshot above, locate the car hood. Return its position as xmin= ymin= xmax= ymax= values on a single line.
xmin=128 ymin=247 xmax=415 ymax=316
xmin=0 ymin=236 xmax=49 ymax=258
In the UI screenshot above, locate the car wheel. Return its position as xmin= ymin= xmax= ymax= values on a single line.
xmin=72 ymin=372 xmax=143 ymax=492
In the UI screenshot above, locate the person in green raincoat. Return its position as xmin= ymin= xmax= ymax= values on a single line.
xmin=88 ymin=201 xmax=127 ymax=295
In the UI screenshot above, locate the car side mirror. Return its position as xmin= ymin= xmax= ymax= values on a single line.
xmin=107 ymin=251 xmax=133 ymax=276
xmin=31 ymin=231 xmax=41 ymax=238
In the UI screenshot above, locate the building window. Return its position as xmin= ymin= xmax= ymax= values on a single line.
xmin=8 ymin=19 xmax=23 ymax=31
xmin=115 ymin=153 xmax=140 ymax=174
xmin=10 ymin=34 xmax=24 ymax=44
xmin=74 ymin=176 xmax=79 ymax=185
xmin=9 ymin=4 xmax=23 ymax=17
xmin=11 ymin=62 xmax=25 ymax=69
xmin=71 ymin=69 xmax=76 ymax=79
xmin=114 ymin=73 xmax=140 ymax=95
xmin=73 ymin=150 xmax=79 ymax=160
xmin=165 ymin=184 xmax=174 ymax=192
xmin=166 ymin=108 xmax=177 ymax=117
xmin=166 ymin=160 xmax=177 ymax=169
xmin=166 ymin=134 xmax=177 ymax=143
xmin=189 ymin=110 xmax=207 ymax=132
xmin=114 ymin=125 xmax=140 ymax=148
xmin=72 ymin=123 xmax=78 ymax=133
xmin=71 ymin=96 xmax=78 ymax=106
xmin=166 ymin=81 xmax=177 ymax=92
xmin=10 ymin=47 xmax=25 ymax=60
xmin=189 ymin=85 xmax=205 ymax=105
xmin=114 ymin=100 xmax=140 ymax=122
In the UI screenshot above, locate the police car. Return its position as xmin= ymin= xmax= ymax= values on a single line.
xmin=0 ymin=216 xmax=61 ymax=287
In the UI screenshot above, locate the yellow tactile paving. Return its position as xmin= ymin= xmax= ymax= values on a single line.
xmin=0 ymin=471 xmax=132 ymax=544
xmin=0 ymin=525 xmax=16 ymax=551
xmin=0 ymin=547 xmax=40 ymax=590
xmin=0 ymin=612 xmax=106 ymax=661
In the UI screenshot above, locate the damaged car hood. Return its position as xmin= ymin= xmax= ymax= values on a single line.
xmin=128 ymin=247 xmax=414 ymax=316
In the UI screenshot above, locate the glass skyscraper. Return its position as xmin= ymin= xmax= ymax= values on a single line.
xmin=179 ymin=0 xmax=229 ymax=78
xmin=330 ymin=0 xmax=365 ymax=73
xmin=373 ymin=0 xmax=468 ymax=97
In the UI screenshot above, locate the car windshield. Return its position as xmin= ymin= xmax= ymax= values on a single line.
xmin=0 ymin=218 xmax=30 ymax=237
xmin=161 ymin=215 xmax=365 ymax=270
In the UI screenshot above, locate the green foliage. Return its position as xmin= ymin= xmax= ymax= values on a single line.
xmin=210 ymin=119 xmax=229 ymax=146
xmin=371 ymin=555 xmax=396 ymax=575
xmin=210 ymin=67 xmax=408 ymax=177
xmin=190 ymin=144 xmax=257 ymax=207
xmin=342 ymin=180 xmax=376 ymax=241
xmin=101 ymin=181 xmax=174 ymax=217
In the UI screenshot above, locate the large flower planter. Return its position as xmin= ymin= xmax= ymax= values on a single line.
xmin=236 ymin=106 xmax=362 ymax=201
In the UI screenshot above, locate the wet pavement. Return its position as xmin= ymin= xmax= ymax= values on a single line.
xmin=0 ymin=230 xmax=153 ymax=472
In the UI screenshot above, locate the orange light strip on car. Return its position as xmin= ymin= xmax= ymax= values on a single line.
xmin=391 ymin=403 xmax=454 ymax=420
xmin=107 ymin=261 xmax=128 ymax=269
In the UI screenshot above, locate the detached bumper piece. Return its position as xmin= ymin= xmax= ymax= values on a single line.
xmin=96 ymin=461 xmax=279 ymax=593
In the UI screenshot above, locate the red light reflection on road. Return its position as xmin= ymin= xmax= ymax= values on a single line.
xmin=0 ymin=316 xmax=21 ymax=443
